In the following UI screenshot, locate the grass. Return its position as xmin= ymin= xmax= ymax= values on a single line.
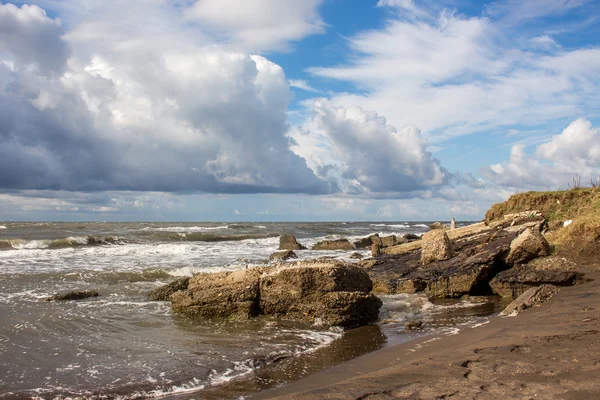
xmin=484 ymin=187 xmax=600 ymax=258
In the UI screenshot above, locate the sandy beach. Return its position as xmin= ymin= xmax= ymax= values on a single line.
xmin=253 ymin=261 xmax=600 ymax=400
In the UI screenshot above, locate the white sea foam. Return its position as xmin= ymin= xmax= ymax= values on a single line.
xmin=142 ymin=225 xmax=229 ymax=232
xmin=0 ymin=225 xmax=6 ymax=229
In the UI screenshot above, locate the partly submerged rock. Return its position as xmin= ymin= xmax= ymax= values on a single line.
xmin=170 ymin=261 xmax=382 ymax=328
xmin=45 ymin=290 xmax=99 ymax=301
xmin=278 ymin=234 xmax=307 ymax=251
xmin=349 ymin=252 xmax=364 ymax=259
xmin=490 ymin=266 xmax=582 ymax=298
xmin=269 ymin=250 xmax=298 ymax=261
xmin=403 ymin=233 xmax=421 ymax=242
xmin=354 ymin=236 xmax=374 ymax=249
xmin=421 ymin=230 xmax=455 ymax=265
xmin=312 ymin=239 xmax=356 ymax=251
xmin=500 ymin=284 xmax=559 ymax=316
xmin=148 ymin=277 xmax=190 ymax=301
xmin=505 ymin=227 xmax=550 ymax=265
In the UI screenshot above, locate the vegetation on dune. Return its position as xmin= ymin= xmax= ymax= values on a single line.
xmin=485 ymin=185 xmax=600 ymax=258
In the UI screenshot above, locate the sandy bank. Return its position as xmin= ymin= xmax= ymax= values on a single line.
xmin=252 ymin=264 xmax=600 ymax=400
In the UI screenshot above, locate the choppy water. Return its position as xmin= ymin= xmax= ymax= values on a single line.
xmin=0 ymin=221 xmax=503 ymax=399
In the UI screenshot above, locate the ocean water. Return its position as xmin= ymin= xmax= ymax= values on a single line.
xmin=0 ymin=222 xmax=503 ymax=399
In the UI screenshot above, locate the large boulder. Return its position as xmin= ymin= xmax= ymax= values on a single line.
xmin=259 ymin=262 xmax=379 ymax=328
xmin=500 ymin=284 xmax=559 ymax=316
xmin=312 ymin=239 xmax=356 ymax=251
xmin=278 ymin=235 xmax=307 ymax=251
xmin=490 ymin=265 xmax=582 ymax=298
xmin=148 ymin=277 xmax=189 ymax=301
xmin=269 ymin=250 xmax=298 ymax=261
xmin=370 ymin=234 xmax=383 ymax=247
xmin=354 ymin=236 xmax=374 ymax=249
xmin=505 ymin=228 xmax=550 ymax=265
xmin=168 ymin=261 xmax=382 ymax=328
xmin=170 ymin=269 xmax=263 ymax=320
xmin=420 ymin=230 xmax=455 ymax=265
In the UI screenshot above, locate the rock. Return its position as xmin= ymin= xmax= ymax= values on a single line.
xmin=500 ymin=284 xmax=559 ymax=316
xmin=269 ymin=250 xmax=298 ymax=261
xmin=170 ymin=269 xmax=263 ymax=320
xmin=312 ymin=239 xmax=356 ymax=251
xmin=278 ymin=234 xmax=307 ymax=251
xmin=367 ymin=226 xmax=516 ymax=298
xmin=349 ymin=252 xmax=363 ymax=259
xmin=45 ymin=290 xmax=99 ymax=301
xmin=505 ymin=228 xmax=550 ymax=265
xmin=371 ymin=243 xmax=381 ymax=257
xmin=354 ymin=236 xmax=374 ymax=249
xmin=429 ymin=222 xmax=446 ymax=230
xmin=450 ymin=217 xmax=456 ymax=230
xmin=148 ymin=278 xmax=190 ymax=301
xmin=370 ymin=234 xmax=383 ymax=247
xmin=380 ymin=235 xmax=398 ymax=247
xmin=170 ymin=261 xmax=382 ymax=328
xmin=420 ymin=230 xmax=455 ymax=265
xmin=259 ymin=262 xmax=380 ymax=328
xmin=404 ymin=320 xmax=423 ymax=330
xmin=403 ymin=233 xmax=420 ymax=242
xmin=490 ymin=266 xmax=583 ymax=298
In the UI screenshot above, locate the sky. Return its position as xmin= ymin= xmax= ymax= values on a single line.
xmin=0 ymin=0 xmax=599 ymax=222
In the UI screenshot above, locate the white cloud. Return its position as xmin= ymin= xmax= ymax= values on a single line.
xmin=483 ymin=118 xmax=600 ymax=189
xmin=291 ymin=99 xmax=448 ymax=194
xmin=184 ymin=0 xmax=325 ymax=52
xmin=289 ymin=79 xmax=321 ymax=93
xmin=0 ymin=2 xmax=330 ymax=194
xmin=307 ymin=2 xmax=600 ymax=144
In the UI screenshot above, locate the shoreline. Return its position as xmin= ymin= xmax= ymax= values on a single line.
xmin=251 ymin=265 xmax=600 ymax=399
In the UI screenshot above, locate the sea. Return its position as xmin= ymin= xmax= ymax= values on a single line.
xmin=0 ymin=222 xmax=506 ymax=399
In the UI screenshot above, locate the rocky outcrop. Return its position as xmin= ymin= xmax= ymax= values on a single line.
xmin=500 ymin=284 xmax=559 ymax=316
xmin=490 ymin=266 xmax=582 ymax=298
xmin=312 ymin=239 xmax=356 ymax=251
xmin=45 ymin=290 xmax=99 ymax=301
xmin=148 ymin=278 xmax=189 ymax=301
xmin=371 ymin=243 xmax=381 ymax=257
xmin=168 ymin=261 xmax=382 ymax=328
xmin=269 ymin=250 xmax=298 ymax=261
xmin=421 ymin=230 xmax=455 ymax=265
xmin=403 ymin=233 xmax=421 ymax=242
xmin=363 ymin=224 xmax=517 ymax=297
xmin=505 ymin=228 xmax=550 ymax=265
xmin=278 ymin=234 xmax=307 ymax=251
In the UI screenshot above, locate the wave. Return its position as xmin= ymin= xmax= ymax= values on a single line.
xmin=0 ymin=235 xmax=123 ymax=250
xmin=0 ymin=225 xmax=6 ymax=229
xmin=148 ymin=231 xmax=279 ymax=243
xmin=142 ymin=225 xmax=229 ymax=232
xmin=370 ymin=223 xmax=409 ymax=229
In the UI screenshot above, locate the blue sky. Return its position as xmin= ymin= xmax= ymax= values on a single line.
xmin=0 ymin=0 xmax=599 ymax=221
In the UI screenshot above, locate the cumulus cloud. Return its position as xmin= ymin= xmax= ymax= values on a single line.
xmin=185 ymin=0 xmax=325 ymax=52
xmin=0 ymin=2 xmax=331 ymax=194
xmin=291 ymin=100 xmax=448 ymax=195
xmin=483 ymin=118 xmax=600 ymax=189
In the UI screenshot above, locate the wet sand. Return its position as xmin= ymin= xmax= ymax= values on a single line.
xmin=252 ymin=264 xmax=600 ymax=400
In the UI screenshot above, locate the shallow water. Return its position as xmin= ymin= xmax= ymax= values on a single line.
xmin=0 ymin=221 xmax=502 ymax=400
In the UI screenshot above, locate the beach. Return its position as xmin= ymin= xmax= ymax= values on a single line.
xmin=254 ymin=264 xmax=600 ymax=400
